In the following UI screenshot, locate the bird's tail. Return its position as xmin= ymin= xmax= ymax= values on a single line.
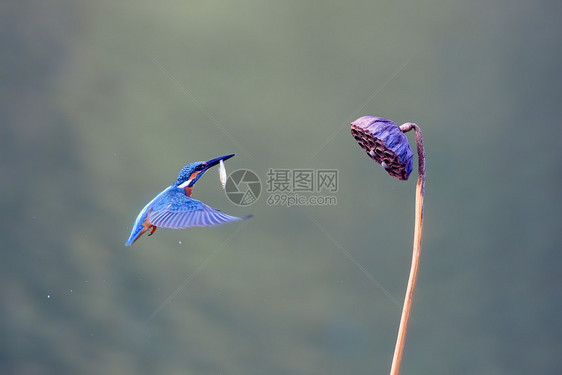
xmin=125 ymin=217 xmax=148 ymax=246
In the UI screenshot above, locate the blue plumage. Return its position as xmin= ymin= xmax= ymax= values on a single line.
xmin=125 ymin=154 xmax=240 ymax=246
xmin=149 ymin=187 xmax=241 ymax=229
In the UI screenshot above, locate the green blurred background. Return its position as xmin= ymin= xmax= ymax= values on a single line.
xmin=2 ymin=0 xmax=561 ymax=374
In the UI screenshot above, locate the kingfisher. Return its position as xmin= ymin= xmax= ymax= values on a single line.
xmin=125 ymin=154 xmax=242 ymax=246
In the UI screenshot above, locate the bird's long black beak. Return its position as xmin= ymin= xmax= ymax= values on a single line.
xmin=203 ymin=154 xmax=235 ymax=171
xmin=183 ymin=154 xmax=235 ymax=188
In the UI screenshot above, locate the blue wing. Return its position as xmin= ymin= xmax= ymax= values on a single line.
xmin=148 ymin=188 xmax=242 ymax=229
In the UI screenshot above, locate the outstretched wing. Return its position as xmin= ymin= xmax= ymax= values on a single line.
xmin=148 ymin=188 xmax=242 ymax=229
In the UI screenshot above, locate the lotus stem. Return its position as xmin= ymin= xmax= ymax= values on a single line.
xmin=390 ymin=123 xmax=425 ymax=375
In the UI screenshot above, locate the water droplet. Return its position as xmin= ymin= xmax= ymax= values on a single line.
xmin=47 ymin=294 xmax=50 ymax=299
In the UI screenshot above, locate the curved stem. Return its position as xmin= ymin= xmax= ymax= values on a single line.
xmin=390 ymin=123 xmax=426 ymax=375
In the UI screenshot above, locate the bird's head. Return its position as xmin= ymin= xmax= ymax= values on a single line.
xmin=174 ymin=154 xmax=234 ymax=188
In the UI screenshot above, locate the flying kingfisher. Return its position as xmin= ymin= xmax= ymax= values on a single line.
xmin=125 ymin=154 xmax=242 ymax=246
